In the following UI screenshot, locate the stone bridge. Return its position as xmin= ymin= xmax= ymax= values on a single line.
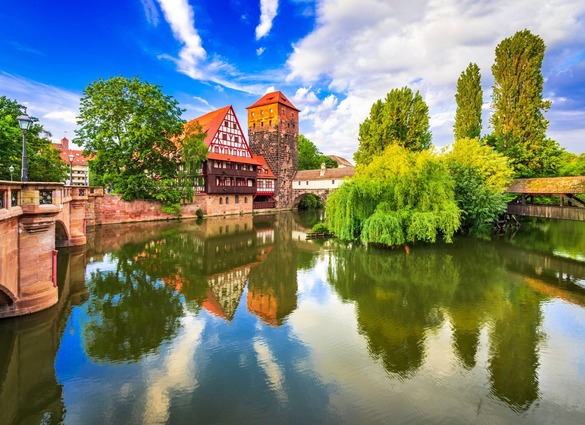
xmin=291 ymin=188 xmax=331 ymax=208
xmin=0 ymin=182 xmax=91 ymax=318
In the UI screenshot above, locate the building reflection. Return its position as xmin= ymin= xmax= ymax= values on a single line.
xmin=0 ymin=245 xmax=88 ymax=425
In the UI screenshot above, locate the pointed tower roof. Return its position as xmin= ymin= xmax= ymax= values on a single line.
xmin=247 ymin=90 xmax=300 ymax=111
xmin=185 ymin=105 xmax=232 ymax=147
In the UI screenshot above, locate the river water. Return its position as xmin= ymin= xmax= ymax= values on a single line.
xmin=1 ymin=212 xmax=585 ymax=424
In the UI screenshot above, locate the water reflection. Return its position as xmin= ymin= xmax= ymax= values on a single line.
xmin=1 ymin=214 xmax=585 ymax=423
xmin=0 ymin=245 xmax=87 ymax=425
xmin=325 ymin=238 xmax=544 ymax=410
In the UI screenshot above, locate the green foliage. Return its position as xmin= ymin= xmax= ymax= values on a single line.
xmin=444 ymin=138 xmax=513 ymax=231
xmin=354 ymin=87 xmax=432 ymax=166
xmin=489 ymin=30 xmax=562 ymax=177
xmin=0 ymin=96 xmax=67 ymax=182
xmin=179 ymin=121 xmax=208 ymax=202
xmin=311 ymin=222 xmax=330 ymax=233
xmin=196 ymin=208 xmax=203 ymax=218
xmin=162 ymin=203 xmax=182 ymax=216
xmin=298 ymin=193 xmax=322 ymax=210
xmin=327 ymin=145 xmax=460 ymax=246
xmin=454 ymin=63 xmax=483 ymax=140
xmin=557 ymin=152 xmax=585 ymax=176
xmin=298 ymin=134 xmax=337 ymax=170
xmin=75 ymin=76 xmax=185 ymax=202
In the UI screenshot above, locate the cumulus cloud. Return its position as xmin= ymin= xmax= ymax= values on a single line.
xmin=286 ymin=0 xmax=585 ymax=154
xmin=256 ymin=47 xmax=265 ymax=56
xmin=255 ymin=0 xmax=279 ymax=40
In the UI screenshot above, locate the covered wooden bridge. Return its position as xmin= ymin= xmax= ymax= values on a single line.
xmin=506 ymin=176 xmax=585 ymax=221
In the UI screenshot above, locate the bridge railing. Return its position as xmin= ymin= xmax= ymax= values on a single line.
xmin=507 ymin=203 xmax=585 ymax=221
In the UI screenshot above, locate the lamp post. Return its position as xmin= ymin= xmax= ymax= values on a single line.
xmin=68 ymin=153 xmax=74 ymax=186
xmin=17 ymin=108 xmax=33 ymax=182
xmin=9 ymin=165 xmax=14 ymax=181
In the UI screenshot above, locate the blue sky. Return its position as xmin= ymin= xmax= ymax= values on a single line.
xmin=1 ymin=0 xmax=584 ymax=159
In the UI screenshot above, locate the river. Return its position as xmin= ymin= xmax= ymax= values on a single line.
xmin=1 ymin=212 xmax=585 ymax=424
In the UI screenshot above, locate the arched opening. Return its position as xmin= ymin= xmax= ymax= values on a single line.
xmin=55 ymin=220 xmax=69 ymax=247
xmin=297 ymin=193 xmax=323 ymax=210
xmin=0 ymin=285 xmax=16 ymax=307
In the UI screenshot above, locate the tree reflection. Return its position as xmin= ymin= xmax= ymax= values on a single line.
xmin=326 ymin=237 xmax=544 ymax=410
xmin=83 ymin=239 xmax=185 ymax=363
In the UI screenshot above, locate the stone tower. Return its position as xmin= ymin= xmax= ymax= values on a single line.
xmin=247 ymin=91 xmax=299 ymax=209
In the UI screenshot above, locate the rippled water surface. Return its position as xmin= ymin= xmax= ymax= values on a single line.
xmin=1 ymin=213 xmax=585 ymax=424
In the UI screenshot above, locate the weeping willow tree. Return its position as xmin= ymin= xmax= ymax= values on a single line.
xmin=326 ymin=145 xmax=460 ymax=246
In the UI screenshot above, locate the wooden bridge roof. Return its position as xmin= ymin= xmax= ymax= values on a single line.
xmin=506 ymin=176 xmax=585 ymax=194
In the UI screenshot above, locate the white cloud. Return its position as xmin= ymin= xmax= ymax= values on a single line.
xmin=156 ymin=0 xmax=207 ymax=79
xmin=0 ymin=72 xmax=80 ymax=143
xmin=255 ymin=0 xmax=279 ymax=40
xmin=141 ymin=0 xmax=160 ymax=26
xmin=256 ymin=47 xmax=266 ymax=56
xmin=286 ymin=0 xmax=585 ymax=154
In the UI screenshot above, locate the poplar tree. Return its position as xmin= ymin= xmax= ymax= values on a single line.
xmin=354 ymin=87 xmax=431 ymax=166
xmin=489 ymin=30 xmax=561 ymax=177
xmin=454 ymin=63 xmax=483 ymax=140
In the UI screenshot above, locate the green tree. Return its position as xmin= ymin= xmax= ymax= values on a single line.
xmin=0 ymin=96 xmax=67 ymax=182
xmin=75 ymin=76 xmax=185 ymax=201
xmin=454 ymin=63 xmax=483 ymax=140
xmin=444 ymin=138 xmax=513 ymax=231
xmin=558 ymin=152 xmax=585 ymax=176
xmin=489 ymin=30 xmax=562 ymax=177
xmin=327 ymin=144 xmax=460 ymax=246
xmin=354 ymin=87 xmax=431 ymax=166
xmin=298 ymin=134 xmax=337 ymax=170
xmin=155 ymin=120 xmax=209 ymax=214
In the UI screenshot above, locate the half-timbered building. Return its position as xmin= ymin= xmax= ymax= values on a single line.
xmin=185 ymin=105 xmax=276 ymax=215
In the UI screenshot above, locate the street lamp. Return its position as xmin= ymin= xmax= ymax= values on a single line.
xmin=17 ymin=108 xmax=33 ymax=182
xmin=68 ymin=153 xmax=74 ymax=185
xmin=9 ymin=165 xmax=14 ymax=181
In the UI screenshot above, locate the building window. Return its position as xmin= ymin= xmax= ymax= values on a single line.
xmin=226 ymin=197 xmax=229 ymax=204
xmin=219 ymin=197 xmax=223 ymax=205
xmin=244 ymin=197 xmax=248 ymax=203
xmin=332 ymin=180 xmax=335 ymax=184
xmin=235 ymin=195 xmax=239 ymax=204
xmin=270 ymin=108 xmax=273 ymax=113
xmin=306 ymin=181 xmax=309 ymax=185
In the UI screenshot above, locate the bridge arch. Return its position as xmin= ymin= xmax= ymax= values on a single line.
xmin=0 ymin=284 xmax=17 ymax=306
xmin=55 ymin=220 xmax=70 ymax=246
xmin=291 ymin=189 xmax=330 ymax=209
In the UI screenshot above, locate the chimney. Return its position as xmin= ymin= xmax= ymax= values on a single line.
xmin=61 ymin=137 xmax=69 ymax=149
xmin=320 ymin=162 xmax=326 ymax=177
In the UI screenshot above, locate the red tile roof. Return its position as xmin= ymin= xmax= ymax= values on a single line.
xmin=294 ymin=166 xmax=355 ymax=181
xmin=254 ymin=155 xmax=277 ymax=179
xmin=185 ymin=105 xmax=231 ymax=147
xmin=58 ymin=149 xmax=90 ymax=167
xmin=246 ymin=91 xmax=300 ymax=111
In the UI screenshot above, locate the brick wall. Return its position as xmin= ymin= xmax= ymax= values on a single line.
xmin=90 ymin=194 xmax=203 ymax=225
xmin=204 ymin=193 xmax=253 ymax=216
